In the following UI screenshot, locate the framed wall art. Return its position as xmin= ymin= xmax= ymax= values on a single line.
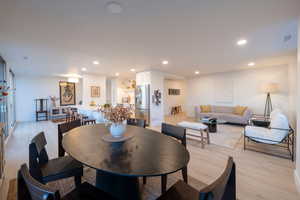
xmin=91 ymin=86 xmax=100 ymax=97
xmin=59 ymin=81 xmax=76 ymax=106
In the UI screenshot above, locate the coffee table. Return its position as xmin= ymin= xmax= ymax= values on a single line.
xmin=199 ymin=118 xmax=227 ymax=133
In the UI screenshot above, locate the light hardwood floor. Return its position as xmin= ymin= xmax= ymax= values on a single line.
xmin=1 ymin=117 xmax=299 ymax=200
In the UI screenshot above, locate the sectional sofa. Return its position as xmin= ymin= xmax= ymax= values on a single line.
xmin=195 ymin=105 xmax=252 ymax=125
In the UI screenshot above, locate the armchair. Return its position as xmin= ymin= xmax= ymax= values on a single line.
xmin=244 ymin=111 xmax=294 ymax=161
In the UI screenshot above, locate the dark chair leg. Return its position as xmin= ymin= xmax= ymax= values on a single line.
xmin=182 ymin=166 xmax=188 ymax=183
xmin=74 ymin=175 xmax=81 ymax=187
xmin=161 ymin=175 xmax=167 ymax=194
xmin=143 ymin=176 xmax=147 ymax=184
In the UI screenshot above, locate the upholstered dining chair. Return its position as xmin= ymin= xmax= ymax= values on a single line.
xmin=58 ymin=119 xmax=81 ymax=157
xmin=29 ymin=132 xmax=83 ymax=187
xmin=127 ymin=118 xmax=146 ymax=128
xmin=157 ymin=157 xmax=236 ymax=200
xmin=18 ymin=164 xmax=116 ymax=200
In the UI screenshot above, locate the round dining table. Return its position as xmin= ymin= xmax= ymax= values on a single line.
xmin=62 ymin=124 xmax=190 ymax=200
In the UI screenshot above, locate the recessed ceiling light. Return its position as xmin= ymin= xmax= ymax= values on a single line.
xmin=130 ymin=68 xmax=136 ymax=72
xmin=195 ymin=71 xmax=200 ymax=75
xmin=248 ymin=62 xmax=255 ymax=66
xmin=106 ymin=1 xmax=123 ymax=14
xmin=81 ymin=67 xmax=87 ymax=71
xmin=115 ymin=72 xmax=120 ymax=76
xmin=162 ymin=60 xmax=169 ymax=65
xmin=237 ymin=39 xmax=248 ymax=46
xmin=93 ymin=60 xmax=99 ymax=65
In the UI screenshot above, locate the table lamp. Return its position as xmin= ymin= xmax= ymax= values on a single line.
xmin=261 ymin=82 xmax=279 ymax=117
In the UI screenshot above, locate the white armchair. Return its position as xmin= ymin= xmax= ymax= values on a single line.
xmin=244 ymin=110 xmax=294 ymax=161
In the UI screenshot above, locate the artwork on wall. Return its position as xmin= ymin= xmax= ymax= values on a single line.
xmin=214 ymin=78 xmax=233 ymax=103
xmin=168 ymin=89 xmax=180 ymax=95
xmin=152 ymin=89 xmax=162 ymax=105
xmin=59 ymin=81 xmax=76 ymax=106
xmin=91 ymin=86 xmax=100 ymax=97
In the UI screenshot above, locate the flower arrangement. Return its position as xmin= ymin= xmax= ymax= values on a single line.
xmin=100 ymin=105 xmax=132 ymax=124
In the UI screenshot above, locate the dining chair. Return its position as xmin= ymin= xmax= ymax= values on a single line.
xmin=29 ymin=132 xmax=83 ymax=187
xmin=160 ymin=123 xmax=187 ymax=193
xmin=18 ymin=163 xmax=116 ymax=200
xmin=83 ymin=119 xmax=96 ymax=125
xmin=127 ymin=118 xmax=147 ymax=184
xmin=157 ymin=157 xmax=236 ymax=200
xmin=58 ymin=119 xmax=81 ymax=157
xmin=143 ymin=123 xmax=187 ymax=192
xmin=127 ymin=118 xmax=146 ymax=128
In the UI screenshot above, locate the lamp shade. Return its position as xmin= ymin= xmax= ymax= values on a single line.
xmin=261 ymin=82 xmax=279 ymax=93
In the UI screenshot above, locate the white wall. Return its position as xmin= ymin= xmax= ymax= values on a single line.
xmin=164 ymin=79 xmax=186 ymax=115
xmin=288 ymin=61 xmax=297 ymax=128
xmin=82 ymin=74 xmax=106 ymax=107
xmin=186 ymin=65 xmax=293 ymax=118
xmin=295 ymin=17 xmax=300 ymax=193
xmin=16 ymin=76 xmax=82 ymax=122
xmin=150 ymin=71 xmax=164 ymax=126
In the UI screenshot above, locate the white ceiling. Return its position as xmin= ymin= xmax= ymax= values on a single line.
xmin=0 ymin=0 xmax=299 ymax=78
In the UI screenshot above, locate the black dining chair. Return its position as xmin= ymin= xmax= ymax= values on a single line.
xmin=58 ymin=119 xmax=81 ymax=157
xmin=161 ymin=123 xmax=187 ymax=192
xmin=127 ymin=118 xmax=146 ymax=128
xmin=143 ymin=123 xmax=187 ymax=193
xmin=18 ymin=163 xmax=116 ymax=200
xmin=157 ymin=157 xmax=236 ymax=200
xmin=29 ymin=132 xmax=83 ymax=187
xmin=127 ymin=118 xmax=147 ymax=184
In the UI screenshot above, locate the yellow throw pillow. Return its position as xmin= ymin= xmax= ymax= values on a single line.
xmin=200 ymin=105 xmax=211 ymax=113
xmin=233 ymin=106 xmax=247 ymax=116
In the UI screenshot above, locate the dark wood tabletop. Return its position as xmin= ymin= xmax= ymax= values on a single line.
xmin=62 ymin=124 xmax=190 ymax=177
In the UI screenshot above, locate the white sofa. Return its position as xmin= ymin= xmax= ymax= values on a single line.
xmin=195 ymin=105 xmax=252 ymax=125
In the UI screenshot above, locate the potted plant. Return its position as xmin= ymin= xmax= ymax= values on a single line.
xmin=100 ymin=105 xmax=132 ymax=138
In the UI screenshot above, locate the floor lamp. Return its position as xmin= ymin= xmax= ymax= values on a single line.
xmin=262 ymin=83 xmax=279 ymax=118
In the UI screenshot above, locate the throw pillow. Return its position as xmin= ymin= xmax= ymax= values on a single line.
xmin=200 ymin=105 xmax=211 ymax=113
xmin=233 ymin=106 xmax=247 ymax=116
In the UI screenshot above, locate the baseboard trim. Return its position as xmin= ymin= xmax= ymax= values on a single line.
xmin=294 ymin=170 xmax=300 ymax=194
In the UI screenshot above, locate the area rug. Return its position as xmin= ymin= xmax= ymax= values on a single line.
xmin=186 ymin=124 xmax=243 ymax=149
xmin=149 ymin=124 xmax=243 ymax=149
xmin=7 ymin=168 xmax=205 ymax=200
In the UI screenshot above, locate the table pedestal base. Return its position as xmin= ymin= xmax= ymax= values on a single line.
xmin=96 ymin=170 xmax=141 ymax=200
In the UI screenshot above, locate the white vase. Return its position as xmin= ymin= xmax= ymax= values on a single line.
xmin=110 ymin=123 xmax=126 ymax=138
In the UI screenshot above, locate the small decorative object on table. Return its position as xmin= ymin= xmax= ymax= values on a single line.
xmin=100 ymin=105 xmax=132 ymax=139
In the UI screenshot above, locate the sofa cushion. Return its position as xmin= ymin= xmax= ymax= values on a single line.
xmin=270 ymin=113 xmax=289 ymax=130
xmin=200 ymin=105 xmax=211 ymax=113
xmin=233 ymin=106 xmax=248 ymax=116
xmin=211 ymin=106 xmax=234 ymax=113
xmin=270 ymin=109 xmax=282 ymax=120
xmin=245 ymin=125 xmax=288 ymax=144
